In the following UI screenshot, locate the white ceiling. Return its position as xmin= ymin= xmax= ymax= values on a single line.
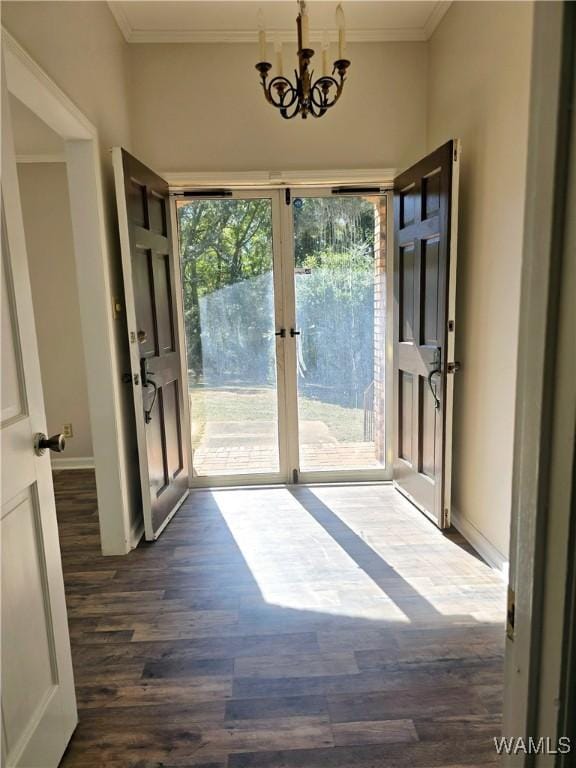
xmin=108 ymin=1 xmax=451 ymax=43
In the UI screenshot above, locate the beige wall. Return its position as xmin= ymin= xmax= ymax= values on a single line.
xmin=2 ymin=1 xmax=132 ymax=151
xmin=10 ymin=94 xmax=64 ymax=156
xmin=2 ymin=1 xmax=143 ymax=542
xmin=129 ymin=41 xmax=428 ymax=173
xmin=18 ymin=163 xmax=93 ymax=461
xmin=427 ymin=1 xmax=533 ymax=558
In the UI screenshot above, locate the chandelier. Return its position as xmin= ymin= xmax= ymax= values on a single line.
xmin=255 ymin=1 xmax=350 ymax=120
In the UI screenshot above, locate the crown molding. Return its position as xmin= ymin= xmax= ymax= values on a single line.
xmin=107 ymin=2 xmax=451 ymax=44
xmin=117 ymin=28 xmax=429 ymax=44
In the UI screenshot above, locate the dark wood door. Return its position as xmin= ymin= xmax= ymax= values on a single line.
xmin=393 ymin=140 xmax=459 ymax=528
xmin=113 ymin=148 xmax=189 ymax=540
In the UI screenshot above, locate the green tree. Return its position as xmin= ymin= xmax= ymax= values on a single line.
xmin=177 ymin=195 xmax=376 ymax=404
xmin=293 ymin=196 xmax=375 ymax=266
xmin=178 ymin=199 xmax=273 ymax=379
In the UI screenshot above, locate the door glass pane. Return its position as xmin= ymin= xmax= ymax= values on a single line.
xmin=178 ymin=198 xmax=280 ymax=476
xmin=293 ymin=195 xmax=386 ymax=472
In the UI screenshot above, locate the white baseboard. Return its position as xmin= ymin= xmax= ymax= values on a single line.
xmin=51 ymin=456 xmax=95 ymax=470
xmin=451 ymin=508 xmax=509 ymax=580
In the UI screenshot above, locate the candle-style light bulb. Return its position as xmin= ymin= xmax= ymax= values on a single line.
xmin=274 ymin=36 xmax=284 ymax=76
xmin=257 ymin=8 xmax=267 ymax=62
xmin=322 ymin=30 xmax=329 ymax=76
xmin=335 ymin=3 xmax=346 ymax=60
xmin=300 ymin=0 xmax=310 ymax=50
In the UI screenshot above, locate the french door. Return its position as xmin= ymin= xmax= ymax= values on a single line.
xmin=177 ymin=188 xmax=391 ymax=486
xmin=116 ymin=144 xmax=457 ymax=534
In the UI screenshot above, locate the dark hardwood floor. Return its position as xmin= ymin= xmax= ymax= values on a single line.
xmin=54 ymin=470 xmax=505 ymax=767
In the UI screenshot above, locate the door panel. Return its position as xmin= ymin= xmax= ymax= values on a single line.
xmin=1 ymin=69 xmax=77 ymax=767
xmin=113 ymin=149 xmax=189 ymax=540
xmin=291 ymin=193 xmax=388 ymax=476
xmin=393 ymin=140 xmax=459 ymax=527
xmin=176 ymin=196 xmax=284 ymax=481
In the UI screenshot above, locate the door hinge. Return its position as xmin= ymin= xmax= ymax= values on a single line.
xmin=453 ymin=145 xmax=459 ymax=162
xmin=285 ymin=188 xmax=291 ymax=206
xmin=448 ymin=319 xmax=455 ymax=332
xmin=292 ymin=468 xmax=299 ymax=483
xmin=507 ymin=587 xmax=515 ymax=640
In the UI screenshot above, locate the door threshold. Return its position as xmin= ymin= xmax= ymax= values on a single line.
xmin=189 ymin=479 xmax=393 ymax=492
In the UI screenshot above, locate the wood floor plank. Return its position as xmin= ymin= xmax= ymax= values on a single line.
xmin=225 ymin=694 xmax=329 ymax=722
xmin=185 ymin=717 xmax=335 ymax=762
xmin=226 ymin=738 xmax=497 ymax=767
xmin=414 ymin=713 xmax=502 ymax=742
xmin=142 ymin=656 xmax=235 ymax=679
xmin=234 ymin=652 xmax=359 ymax=679
xmin=331 ymin=719 xmax=418 ymax=746
xmin=75 ymin=678 xmax=233 ymax=709
xmin=327 ymin=686 xmax=489 ymax=724
xmin=232 ymin=658 xmax=502 ymax=700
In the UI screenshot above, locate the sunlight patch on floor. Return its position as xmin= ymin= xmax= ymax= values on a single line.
xmin=208 ymin=485 xmax=506 ymax=624
xmin=212 ymin=487 xmax=411 ymax=622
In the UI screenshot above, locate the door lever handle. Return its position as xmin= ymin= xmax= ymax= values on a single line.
xmin=140 ymin=357 xmax=158 ymax=424
xmin=275 ymin=329 xmax=286 ymax=338
xmin=290 ymin=328 xmax=300 ymax=337
xmin=428 ymin=368 xmax=442 ymax=410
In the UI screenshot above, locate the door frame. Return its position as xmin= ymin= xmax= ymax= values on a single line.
xmin=171 ymin=184 xmax=394 ymax=487
xmin=502 ymin=1 xmax=576 ymax=757
xmin=3 ymin=28 xmax=135 ymax=554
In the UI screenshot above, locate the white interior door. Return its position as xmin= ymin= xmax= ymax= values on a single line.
xmin=1 ymin=68 xmax=77 ymax=767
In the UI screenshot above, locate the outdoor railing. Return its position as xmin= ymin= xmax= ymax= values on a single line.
xmin=363 ymin=380 xmax=375 ymax=442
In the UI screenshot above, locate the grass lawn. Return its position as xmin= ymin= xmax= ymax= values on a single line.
xmin=190 ymin=386 xmax=365 ymax=445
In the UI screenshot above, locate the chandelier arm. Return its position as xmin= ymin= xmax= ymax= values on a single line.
xmin=280 ymin=97 xmax=303 ymax=119
xmin=265 ymin=76 xmax=299 ymax=109
xmin=309 ymin=76 xmax=342 ymax=110
xmin=307 ymin=99 xmax=327 ymax=119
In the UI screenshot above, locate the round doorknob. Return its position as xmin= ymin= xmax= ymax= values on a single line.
xmin=34 ymin=433 xmax=66 ymax=456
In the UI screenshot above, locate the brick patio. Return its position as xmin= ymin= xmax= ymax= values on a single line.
xmin=191 ymin=420 xmax=383 ymax=476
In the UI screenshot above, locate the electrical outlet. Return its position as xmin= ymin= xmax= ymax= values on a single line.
xmin=63 ymin=423 xmax=74 ymax=439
